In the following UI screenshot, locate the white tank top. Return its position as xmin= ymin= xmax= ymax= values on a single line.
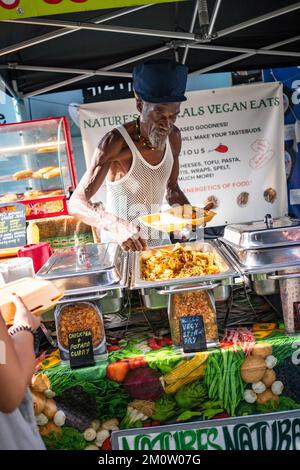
xmin=102 ymin=125 xmax=174 ymax=247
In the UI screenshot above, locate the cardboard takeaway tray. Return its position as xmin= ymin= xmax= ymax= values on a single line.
xmin=139 ymin=206 xmax=216 ymax=233
xmin=0 ymin=277 xmax=64 ymax=324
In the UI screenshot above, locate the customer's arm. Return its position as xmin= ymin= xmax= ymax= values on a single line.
xmin=0 ymin=295 xmax=40 ymax=413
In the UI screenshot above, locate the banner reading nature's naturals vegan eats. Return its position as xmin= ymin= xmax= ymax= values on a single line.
xmin=80 ymin=82 xmax=287 ymax=226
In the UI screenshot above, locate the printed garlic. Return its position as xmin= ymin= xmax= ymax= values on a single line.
xmin=102 ymin=418 xmax=119 ymax=431
xmin=85 ymin=445 xmax=99 ymax=450
xmin=265 ymin=355 xmax=277 ymax=369
xmin=244 ymin=389 xmax=257 ymax=404
xmin=83 ymin=428 xmax=97 ymax=442
xmin=271 ymin=381 xmax=284 ymax=395
xmin=53 ymin=410 xmax=66 ymax=427
xmin=35 ymin=413 xmax=48 ymax=426
xmin=90 ymin=420 xmax=101 ymax=431
xmin=252 ymin=381 xmax=266 ymax=394
xmin=96 ymin=429 xmax=110 ymax=447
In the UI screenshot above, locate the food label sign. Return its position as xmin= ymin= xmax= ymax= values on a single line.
xmin=68 ymin=330 xmax=95 ymax=369
xmin=0 ymin=202 xmax=26 ymax=249
xmin=180 ymin=315 xmax=207 ymax=352
xmin=112 ymin=411 xmax=300 ymax=450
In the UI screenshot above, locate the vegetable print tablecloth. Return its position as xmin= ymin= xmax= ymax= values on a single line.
xmin=33 ymin=323 xmax=300 ymax=450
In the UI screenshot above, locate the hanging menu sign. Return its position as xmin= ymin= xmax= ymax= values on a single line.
xmin=179 ymin=315 xmax=207 ymax=353
xmin=68 ymin=330 xmax=95 ymax=369
xmin=0 ymin=203 xmax=26 ymax=249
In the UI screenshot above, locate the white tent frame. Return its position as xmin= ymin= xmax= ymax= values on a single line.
xmin=0 ymin=1 xmax=299 ymax=98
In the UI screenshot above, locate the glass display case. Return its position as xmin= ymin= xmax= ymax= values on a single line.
xmin=0 ymin=117 xmax=77 ymax=219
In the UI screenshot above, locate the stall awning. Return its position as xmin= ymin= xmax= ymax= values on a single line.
xmin=0 ymin=1 xmax=182 ymax=21
xmin=0 ymin=0 xmax=300 ymax=98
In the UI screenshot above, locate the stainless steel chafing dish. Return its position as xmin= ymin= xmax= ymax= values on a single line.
xmin=220 ymin=215 xmax=300 ymax=295
xmin=35 ymin=243 xmax=129 ymax=313
xmin=131 ymin=240 xmax=236 ymax=308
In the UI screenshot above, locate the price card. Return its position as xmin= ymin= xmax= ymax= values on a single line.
xmin=68 ymin=330 xmax=95 ymax=369
xmin=0 ymin=202 xmax=26 ymax=249
xmin=179 ymin=315 xmax=207 ymax=353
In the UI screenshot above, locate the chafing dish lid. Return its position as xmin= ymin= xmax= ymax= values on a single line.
xmin=223 ymin=215 xmax=300 ymax=249
xmin=36 ymin=243 xmax=120 ymax=278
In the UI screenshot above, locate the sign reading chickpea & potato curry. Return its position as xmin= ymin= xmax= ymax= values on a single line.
xmin=80 ymin=82 xmax=287 ymax=226
xmin=68 ymin=329 xmax=95 ymax=369
xmin=112 ymin=410 xmax=300 ymax=450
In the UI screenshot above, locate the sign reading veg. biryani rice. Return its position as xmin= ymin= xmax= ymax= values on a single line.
xmin=80 ymin=82 xmax=287 ymax=226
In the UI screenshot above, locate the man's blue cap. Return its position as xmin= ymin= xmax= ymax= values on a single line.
xmin=133 ymin=59 xmax=188 ymax=103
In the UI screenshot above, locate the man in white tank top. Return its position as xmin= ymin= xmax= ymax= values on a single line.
xmin=69 ymin=60 xmax=192 ymax=250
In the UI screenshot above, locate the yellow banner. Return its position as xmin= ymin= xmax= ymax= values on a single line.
xmin=0 ymin=1 xmax=183 ymax=20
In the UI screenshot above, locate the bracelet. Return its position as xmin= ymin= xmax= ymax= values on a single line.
xmin=8 ymin=325 xmax=36 ymax=337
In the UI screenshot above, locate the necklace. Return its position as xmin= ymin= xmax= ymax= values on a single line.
xmin=136 ymin=117 xmax=156 ymax=150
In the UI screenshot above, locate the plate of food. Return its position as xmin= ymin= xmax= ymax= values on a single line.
xmin=138 ymin=203 xmax=216 ymax=233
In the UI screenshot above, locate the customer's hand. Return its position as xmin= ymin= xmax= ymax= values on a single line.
xmin=11 ymin=294 xmax=40 ymax=332
xmin=112 ymin=220 xmax=147 ymax=251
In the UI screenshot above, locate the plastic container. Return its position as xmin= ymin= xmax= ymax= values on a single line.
xmin=0 ymin=277 xmax=63 ymax=324
xmin=0 ymin=257 xmax=34 ymax=284
xmin=168 ymin=289 xmax=219 ymax=349
xmin=18 ymin=242 xmax=53 ymax=273
xmin=54 ymin=301 xmax=107 ymax=362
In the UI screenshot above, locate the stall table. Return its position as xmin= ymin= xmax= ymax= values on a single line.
xmin=34 ymin=323 xmax=300 ymax=451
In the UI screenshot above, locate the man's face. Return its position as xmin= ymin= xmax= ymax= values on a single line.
xmin=139 ymin=101 xmax=181 ymax=150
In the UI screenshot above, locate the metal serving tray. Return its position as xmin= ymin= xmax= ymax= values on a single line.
xmin=222 ymin=216 xmax=300 ymax=249
xmin=36 ymin=242 xmax=129 ymax=295
xmin=221 ymin=241 xmax=300 ymax=275
xmin=131 ymin=240 xmax=237 ymax=290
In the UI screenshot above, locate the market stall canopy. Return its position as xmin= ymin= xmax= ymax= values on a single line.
xmin=0 ymin=0 xmax=300 ymax=98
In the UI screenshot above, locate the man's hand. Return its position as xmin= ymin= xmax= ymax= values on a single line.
xmin=10 ymin=294 xmax=40 ymax=332
xmin=111 ymin=220 xmax=147 ymax=251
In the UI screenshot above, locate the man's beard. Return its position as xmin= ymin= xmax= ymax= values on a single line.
xmin=148 ymin=130 xmax=168 ymax=151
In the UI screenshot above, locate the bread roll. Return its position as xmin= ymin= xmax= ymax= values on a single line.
xmin=43 ymin=168 xmax=61 ymax=179
xmin=0 ymin=193 xmax=18 ymax=202
xmin=32 ymin=167 xmax=55 ymax=178
xmin=13 ymin=169 xmax=33 ymax=180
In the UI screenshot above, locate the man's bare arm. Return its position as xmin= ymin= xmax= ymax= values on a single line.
xmin=68 ymin=130 xmax=146 ymax=250
xmin=68 ymin=131 xmax=120 ymax=228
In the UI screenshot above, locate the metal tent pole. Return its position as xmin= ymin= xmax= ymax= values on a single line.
xmin=208 ymin=0 xmax=223 ymax=36
xmin=190 ymin=34 xmax=300 ymax=75
xmin=0 ymin=4 xmax=153 ymax=58
xmin=216 ymin=1 xmax=300 ymax=39
xmin=185 ymin=43 xmax=300 ymax=57
xmin=22 ymin=45 xmax=172 ymax=97
xmin=182 ymin=0 xmax=198 ymax=64
xmin=7 ymin=64 xmax=132 ymax=77
xmin=0 ymin=73 xmax=17 ymax=99
xmin=102 ymin=46 xmax=170 ymax=71
xmin=4 ymin=18 xmax=196 ymax=41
